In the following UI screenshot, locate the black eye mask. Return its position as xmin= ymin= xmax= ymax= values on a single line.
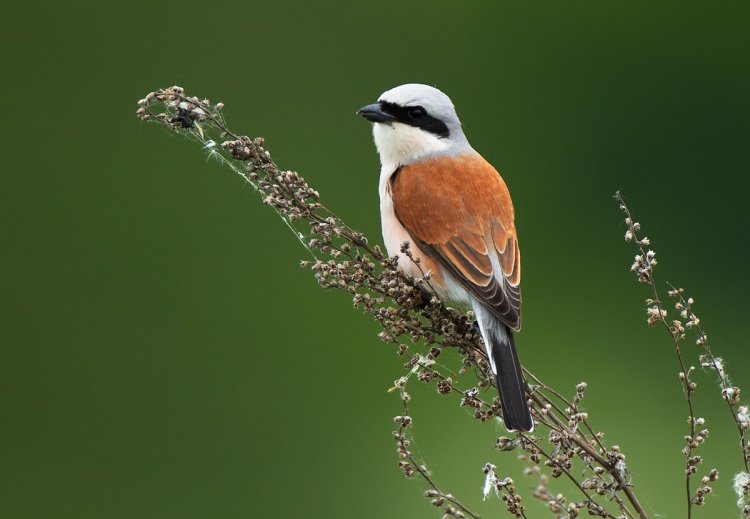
xmin=378 ymin=101 xmax=450 ymax=139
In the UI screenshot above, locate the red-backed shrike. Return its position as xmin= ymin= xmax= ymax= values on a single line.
xmin=358 ymin=84 xmax=532 ymax=432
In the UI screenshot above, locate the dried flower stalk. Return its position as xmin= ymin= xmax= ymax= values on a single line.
xmin=136 ymin=85 xmax=746 ymax=519
xmin=616 ymin=191 xmax=749 ymax=518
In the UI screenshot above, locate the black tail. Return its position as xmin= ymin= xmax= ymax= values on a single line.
xmin=490 ymin=326 xmax=533 ymax=432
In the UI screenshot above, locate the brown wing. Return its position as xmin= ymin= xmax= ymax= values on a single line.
xmin=390 ymin=154 xmax=522 ymax=330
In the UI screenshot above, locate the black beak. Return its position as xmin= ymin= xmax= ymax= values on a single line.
xmin=357 ymin=103 xmax=396 ymax=123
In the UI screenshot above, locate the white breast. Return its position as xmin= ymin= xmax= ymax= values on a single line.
xmin=378 ymin=164 xmax=420 ymax=275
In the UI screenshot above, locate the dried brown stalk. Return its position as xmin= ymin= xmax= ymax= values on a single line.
xmin=134 ymin=86 xmax=736 ymax=519
xmin=616 ymin=192 xmax=749 ymax=518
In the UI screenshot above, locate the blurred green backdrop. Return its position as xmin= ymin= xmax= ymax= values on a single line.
xmin=2 ymin=1 xmax=749 ymax=517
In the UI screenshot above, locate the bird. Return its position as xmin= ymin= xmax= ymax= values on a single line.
xmin=357 ymin=83 xmax=533 ymax=432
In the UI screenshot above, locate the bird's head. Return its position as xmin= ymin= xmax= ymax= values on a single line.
xmin=358 ymin=83 xmax=471 ymax=168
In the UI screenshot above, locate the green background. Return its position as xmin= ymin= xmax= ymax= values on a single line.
xmin=2 ymin=1 xmax=749 ymax=517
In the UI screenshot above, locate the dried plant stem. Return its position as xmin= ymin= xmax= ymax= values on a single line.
xmin=666 ymin=282 xmax=750 ymax=474
xmin=520 ymin=433 xmax=623 ymax=518
xmin=394 ymin=405 xmax=481 ymax=519
xmin=617 ymin=192 xmax=699 ymax=517
xmin=523 ymin=370 xmax=607 ymax=454
xmin=615 ymin=192 xmax=750 ymax=516
xmin=529 ymin=390 xmax=643 ymax=518
xmin=136 ymin=86 xmax=648 ymax=518
xmin=136 ymin=86 xmax=746 ymax=518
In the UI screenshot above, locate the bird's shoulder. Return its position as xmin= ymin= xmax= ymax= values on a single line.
xmin=390 ymin=153 xmax=515 ymax=240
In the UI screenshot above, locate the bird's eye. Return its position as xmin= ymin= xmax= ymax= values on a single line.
xmin=407 ymin=107 xmax=425 ymax=120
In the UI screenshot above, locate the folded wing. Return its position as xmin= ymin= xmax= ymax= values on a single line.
xmin=390 ymin=154 xmax=522 ymax=330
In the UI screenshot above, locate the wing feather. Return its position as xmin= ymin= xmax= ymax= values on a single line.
xmin=391 ymin=154 xmax=522 ymax=330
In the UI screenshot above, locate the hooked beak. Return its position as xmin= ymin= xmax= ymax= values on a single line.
xmin=357 ymin=103 xmax=396 ymax=123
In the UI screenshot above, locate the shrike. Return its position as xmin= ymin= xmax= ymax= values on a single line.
xmin=358 ymin=84 xmax=532 ymax=432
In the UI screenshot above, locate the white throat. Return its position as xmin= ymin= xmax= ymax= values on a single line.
xmin=373 ymin=122 xmax=450 ymax=173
